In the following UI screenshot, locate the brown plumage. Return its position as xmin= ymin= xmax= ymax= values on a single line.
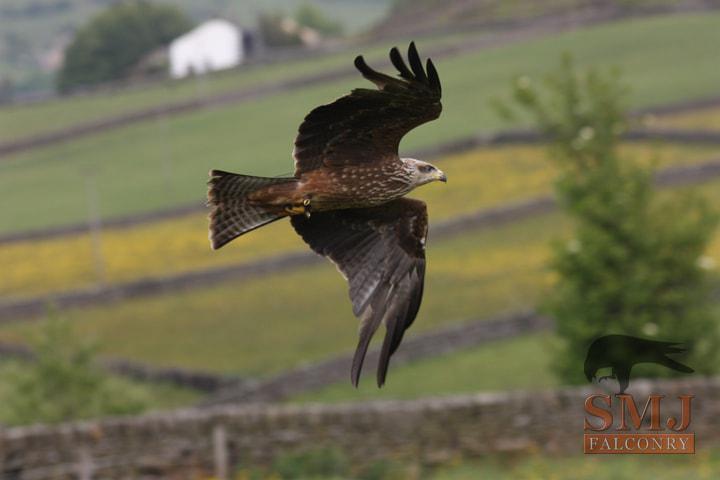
xmin=207 ymin=42 xmax=445 ymax=386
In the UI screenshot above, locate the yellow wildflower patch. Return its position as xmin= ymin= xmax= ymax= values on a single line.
xmin=0 ymin=215 xmax=560 ymax=373
xmin=0 ymin=143 xmax=716 ymax=299
xmin=0 ymin=218 xmax=305 ymax=299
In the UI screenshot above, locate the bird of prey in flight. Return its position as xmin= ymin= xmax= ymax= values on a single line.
xmin=207 ymin=42 xmax=445 ymax=387
xmin=584 ymin=335 xmax=694 ymax=394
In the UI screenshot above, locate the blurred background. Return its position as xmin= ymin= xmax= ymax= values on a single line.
xmin=1 ymin=0 xmax=720 ymax=478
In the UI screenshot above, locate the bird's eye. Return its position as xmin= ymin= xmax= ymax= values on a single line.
xmin=419 ymin=165 xmax=435 ymax=173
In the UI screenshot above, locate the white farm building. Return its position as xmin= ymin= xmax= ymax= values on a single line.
xmin=168 ymin=20 xmax=243 ymax=79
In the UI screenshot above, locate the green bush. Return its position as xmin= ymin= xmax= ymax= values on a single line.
xmin=258 ymin=12 xmax=304 ymax=47
xmin=57 ymin=0 xmax=191 ymax=92
xmin=259 ymin=4 xmax=342 ymax=47
xmin=500 ymin=55 xmax=719 ymax=383
xmin=1 ymin=318 xmax=148 ymax=425
xmin=295 ymin=3 xmax=343 ymax=36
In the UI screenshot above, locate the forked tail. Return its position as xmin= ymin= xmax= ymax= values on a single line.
xmin=207 ymin=170 xmax=295 ymax=249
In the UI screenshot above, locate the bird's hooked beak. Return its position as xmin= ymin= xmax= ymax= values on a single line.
xmin=435 ymin=169 xmax=447 ymax=183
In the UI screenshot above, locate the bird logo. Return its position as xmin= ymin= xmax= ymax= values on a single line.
xmin=584 ymin=335 xmax=694 ymax=394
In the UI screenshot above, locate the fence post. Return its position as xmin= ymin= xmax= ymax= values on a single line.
xmin=77 ymin=446 xmax=93 ymax=480
xmin=213 ymin=424 xmax=229 ymax=480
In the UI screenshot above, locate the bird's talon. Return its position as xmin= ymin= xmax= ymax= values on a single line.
xmin=284 ymin=205 xmax=305 ymax=215
xmin=285 ymin=200 xmax=312 ymax=217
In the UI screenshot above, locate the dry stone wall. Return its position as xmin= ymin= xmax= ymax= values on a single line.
xmin=1 ymin=377 xmax=718 ymax=479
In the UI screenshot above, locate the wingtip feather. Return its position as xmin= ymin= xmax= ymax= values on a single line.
xmin=427 ymin=58 xmax=441 ymax=94
xmin=390 ymin=46 xmax=413 ymax=80
xmin=407 ymin=42 xmax=428 ymax=83
xmin=353 ymin=55 xmax=366 ymax=73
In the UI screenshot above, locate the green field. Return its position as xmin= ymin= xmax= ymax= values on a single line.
xmin=0 ymin=213 xmax=558 ymax=374
xmin=1 ymin=172 xmax=718 ymax=376
xmin=293 ymin=309 xmax=720 ymax=404
xmin=0 ymin=30 xmax=470 ymax=144
xmin=0 ymin=57 xmax=350 ymax=143
xmin=1 ymin=10 xmax=719 ymax=424
xmin=292 ymin=333 xmax=560 ymax=402
xmin=2 ymin=12 xmax=720 ymax=234
xmin=2 ymin=142 xmax=714 ymax=300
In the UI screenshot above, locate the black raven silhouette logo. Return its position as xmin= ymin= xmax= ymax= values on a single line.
xmin=584 ymin=335 xmax=694 ymax=393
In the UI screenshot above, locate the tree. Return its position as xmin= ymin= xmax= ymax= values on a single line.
xmin=258 ymin=4 xmax=343 ymax=48
xmin=57 ymin=0 xmax=191 ymax=92
xmin=258 ymin=12 xmax=304 ymax=48
xmin=295 ymin=3 xmax=343 ymax=36
xmin=2 ymin=318 xmax=148 ymax=425
xmin=500 ymin=56 xmax=719 ymax=383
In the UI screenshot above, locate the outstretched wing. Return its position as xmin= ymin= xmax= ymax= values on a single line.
xmin=293 ymin=42 xmax=442 ymax=175
xmin=290 ymin=198 xmax=428 ymax=387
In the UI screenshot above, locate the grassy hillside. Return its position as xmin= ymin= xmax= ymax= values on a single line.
xmin=291 ymin=333 xmax=560 ymax=402
xmin=0 ymin=30 xmax=475 ymax=144
xmin=0 ymin=10 xmax=718 ymax=405
xmin=1 ymin=175 xmax=718 ymax=375
xmin=2 ymin=12 xmax=720 ymax=234
xmin=376 ymin=0 xmax=691 ymax=37
xmin=0 ymin=0 xmax=391 ymax=95
xmin=293 ymin=314 xmax=719 ymax=404
xmin=1 ymin=142 xmax=714 ymax=299
xmin=0 ymin=57 xmax=346 ymax=143
xmin=0 ymin=213 xmax=559 ymax=374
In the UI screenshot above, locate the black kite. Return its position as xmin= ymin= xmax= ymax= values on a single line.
xmin=207 ymin=42 xmax=445 ymax=386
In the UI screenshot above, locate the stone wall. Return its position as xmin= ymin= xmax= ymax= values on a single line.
xmin=1 ymin=377 xmax=718 ymax=479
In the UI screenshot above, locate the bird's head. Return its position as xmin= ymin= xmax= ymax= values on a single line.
xmin=402 ymin=158 xmax=447 ymax=187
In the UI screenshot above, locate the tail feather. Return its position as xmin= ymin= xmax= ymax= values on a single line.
xmin=207 ymin=170 xmax=294 ymax=250
xmin=662 ymin=343 xmax=687 ymax=354
xmin=658 ymin=356 xmax=694 ymax=374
